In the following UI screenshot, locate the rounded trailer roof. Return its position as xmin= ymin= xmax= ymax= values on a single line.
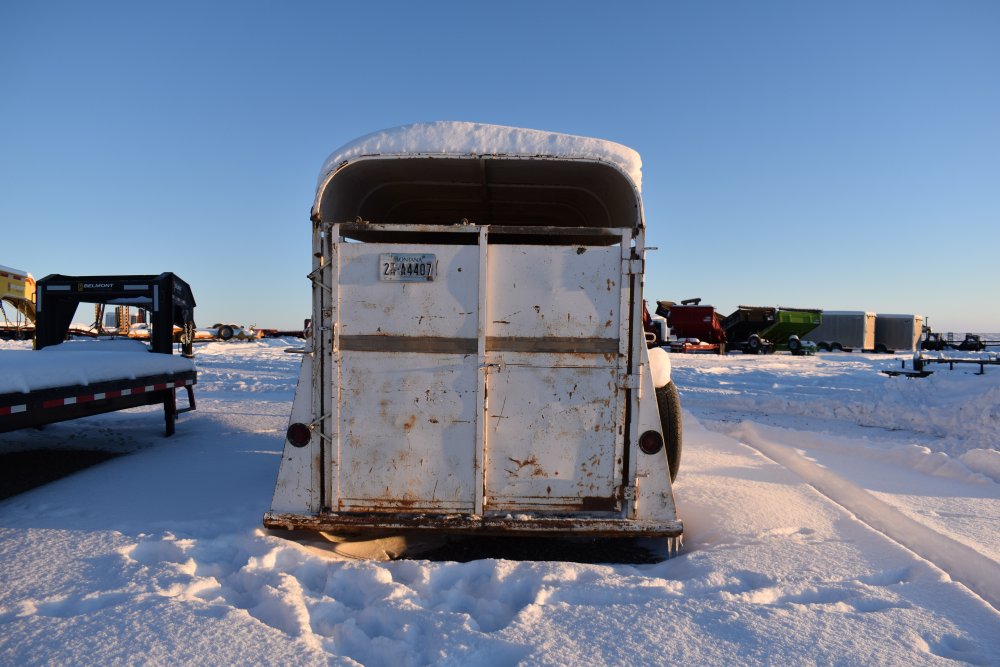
xmin=313 ymin=122 xmax=644 ymax=231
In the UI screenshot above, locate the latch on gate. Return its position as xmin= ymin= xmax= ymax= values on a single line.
xmin=621 ymin=258 xmax=643 ymax=275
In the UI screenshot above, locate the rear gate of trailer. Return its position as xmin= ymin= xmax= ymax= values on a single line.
xmin=323 ymin=223 xmax=637 ymax=516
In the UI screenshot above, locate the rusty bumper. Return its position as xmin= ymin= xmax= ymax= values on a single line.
xmin=263 ymin=511 xmax=683 ymax=538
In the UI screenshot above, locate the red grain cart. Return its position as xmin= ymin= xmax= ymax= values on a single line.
xmin=656 ymin=298 xmax=726 ymax=354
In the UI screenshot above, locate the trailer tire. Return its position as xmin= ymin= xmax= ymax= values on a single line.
xmin=817 ymin=342 xmax=830 ymax=352
xmin=874 ymin=343 xmax=888 ymax=354
xmin=655 ymin=382 xmax=682 ymax=483
xmin=747 ymin=334 xmax=762 ymax=354
xmin=217 ymin=325 xmax=235 ymax=341
xmin=831 ymin=342 xmax=843 ymax=352
xmin=788 ymin=336 xmax=802 ymax=353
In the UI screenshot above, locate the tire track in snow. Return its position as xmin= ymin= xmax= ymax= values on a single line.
xmin=728 ymin=422 xmax=1000 ymax=613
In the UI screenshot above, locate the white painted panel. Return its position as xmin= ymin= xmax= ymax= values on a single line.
xmin=484 ymin=360 xmax=622 ymax=510
xmin=482 ymin=243 xmax=625 ymax=510
xmin=340 ymin=244 xmax=480 ymax=338
xmin=486 ymin=245 xmax=621 ymax=339
xmin=333 ymin=239 xmax=626 ymax=515
xmin=339 ymin=352 xmax=478 ymax=511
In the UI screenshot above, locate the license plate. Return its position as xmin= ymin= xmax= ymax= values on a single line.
xmin=379 ymin=253 xmax=437 ymax=282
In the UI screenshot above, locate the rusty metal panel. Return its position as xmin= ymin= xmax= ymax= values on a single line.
xmin=335 ymin=241 xmax=482 ymax=513
xmin=331 ymin=237 xmax=627 ymax=516
xmin=482 ymin=244 xmax=625 ymax=511
xmin=264 ymin=511 xmax=684 ymax=548
xmin=338 ymin=351 xmax=478 ymax=511
xmin=339 ymin=244 xmax=479 ymax=338
xmin=485 ymin=245 xmax=621 ymax=340
xmin=264 ymin=510 xmax=683 ymax=538
xmin=484 ymin=354 xmax=622 ymax=510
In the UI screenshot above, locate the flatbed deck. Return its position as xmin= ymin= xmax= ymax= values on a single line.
xmin=1 ymin=340 xmax=197 ymax=436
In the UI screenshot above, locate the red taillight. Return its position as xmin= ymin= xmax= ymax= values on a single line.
xmin=286 ymin=422 xmax=312 ymax=447
xmin=639 ymin=430 xmax=664 ymax=455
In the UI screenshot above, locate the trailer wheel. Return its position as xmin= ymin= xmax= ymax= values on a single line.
xmin=655 ymin=382 xmax=682 ymax=483
xmin=817 ymin=342 xmax=830 ymax=352
xmin=831 ymin=342 xmax=843 ymax=352
xmin=788 ymin=336 xmax=802 ymax=353
xmin=747 ymin=334 xmax=762 ymax=354
xmin=874 ymin=343 xmax=887 ymax=354
xmin=217 ymin=325 xmax=235 ymax=341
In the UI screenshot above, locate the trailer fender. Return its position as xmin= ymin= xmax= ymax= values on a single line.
xmin=633 ymin=360 xmax=680 ymax=522
xmin=646 ymin=345 xmax=672 ymax=389
xmin=269 ymin=354 xmax=322 ymax=514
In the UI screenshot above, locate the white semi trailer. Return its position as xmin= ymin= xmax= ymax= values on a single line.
xmin=264 ymin=122 xmax=683 ymax=550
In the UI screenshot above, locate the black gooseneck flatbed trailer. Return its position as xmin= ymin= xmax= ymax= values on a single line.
xmin=0 ymin=273 xmax=198 ymax=437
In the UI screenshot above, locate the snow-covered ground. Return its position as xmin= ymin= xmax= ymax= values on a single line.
xmin=1 ymin=339 xmax=998 ymax=665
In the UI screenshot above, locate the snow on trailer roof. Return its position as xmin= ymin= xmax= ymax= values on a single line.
xmin=0 ymin=339 xmax=195 ymax=395
xmin=314 ymin=122 xmax=645 ymax=231
xmin=318 ymin=121 xmax=642 ymax=191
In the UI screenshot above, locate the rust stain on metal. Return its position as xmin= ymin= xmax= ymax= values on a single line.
xmin=367 ymin=496 xmax=419 ymax=510
xmin=264 ymin=511 xmax=683 ymax=538
xmin=579 ymin=496 xmax=617 ymax=511
xmin=402 ymin=415 xmax=416 ymax=432
xmin=507 ymin=455 xmax=546 ymax=478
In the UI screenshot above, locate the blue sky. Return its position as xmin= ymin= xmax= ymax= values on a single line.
xmin=1 ymin=1 xmax=997 ymax=331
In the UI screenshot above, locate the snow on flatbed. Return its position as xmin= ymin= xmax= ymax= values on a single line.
xmin=1 ymin=340 xmax=998 ymax=665
xmin=0 ymin=339 xmax=195 ymax=395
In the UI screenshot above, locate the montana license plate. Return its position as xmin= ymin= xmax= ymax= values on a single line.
xmin=379 ymin=253 xmax=437 ymax=282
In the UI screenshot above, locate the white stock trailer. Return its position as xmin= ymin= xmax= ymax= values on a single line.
xmin=804 ymin=311 xmax=876 ymax=352
xmin=874 ymin=313 xmax=924 ymax=353
xmin=264 ymin=122 xmax=683 ymax=550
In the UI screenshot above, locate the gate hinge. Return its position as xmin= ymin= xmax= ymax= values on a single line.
xmin=622 ymin=258 xmax=643 ymax=275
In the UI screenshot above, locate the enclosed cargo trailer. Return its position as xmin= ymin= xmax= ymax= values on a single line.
xmin=874 ymin=313 xmax=924 ymax=353
xmin=804 ymin=311 xmax=876 ymax=352
xmin=264 ymin=123 xmax=683 ymax=549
